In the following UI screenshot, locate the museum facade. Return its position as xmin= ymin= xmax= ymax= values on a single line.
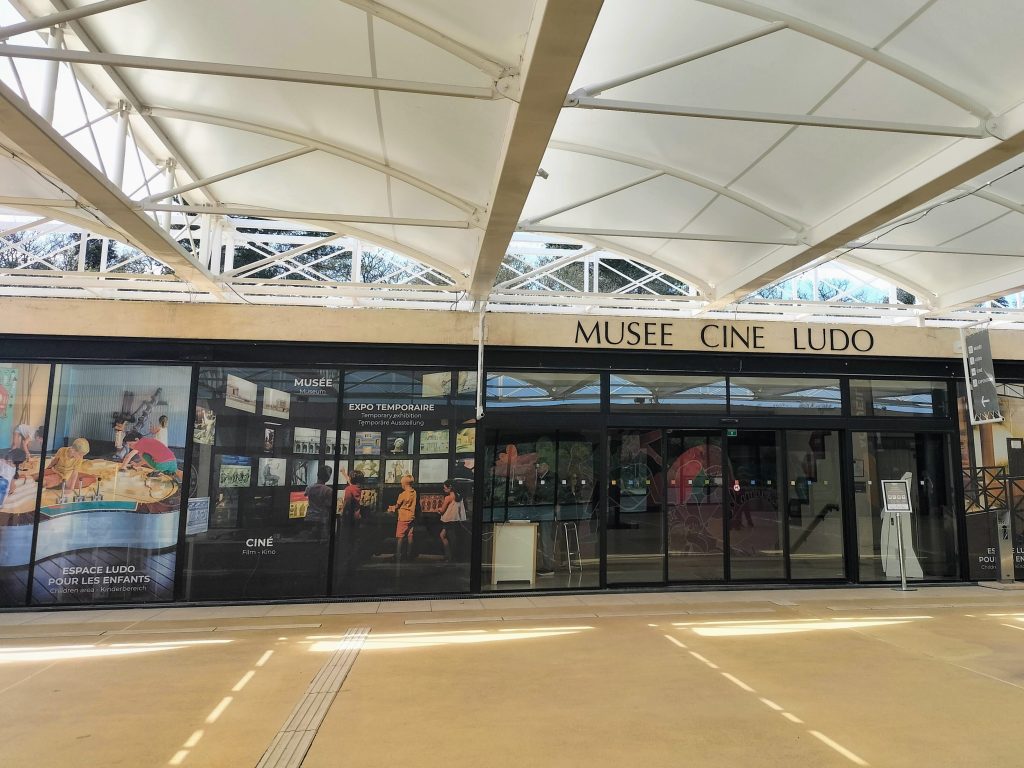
xmin=0 ymin=299 xmax=1022 ymax=608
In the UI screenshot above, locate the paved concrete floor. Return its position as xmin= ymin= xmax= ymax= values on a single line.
xmin=2 ymin=586 xmax=1024 ymax=767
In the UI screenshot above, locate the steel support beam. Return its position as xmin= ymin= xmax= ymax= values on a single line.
xmin=708 ymin=101 xmax=1024 ymax=307
xmin=142 ymin=148 xmax=315 ymax=203
xmin=0 ymin=195 xmax=76 ymax=207
xmin=141 ymin=204 xmax=470 ymax=229
xmin=340 ymin=0 xmax=511 ymax=79
xmin=0 ymin=78 xmax=222 ymax=293
xmin=351 ymin=240 xmax=362 ymax=282
xmin=961 ymin=187 xmax=1024 ymax=217
xmin=0 ymin=44 xmax=498 ymax=99
xmin=62 ymin=106 xmax=118 ymax=138
xmin=468 ymin=0 xmax=604 ymax=300
xmin=521 ymin=173 xmax=662 ymax=224
xmin=577 ymin=22 xmax=785 ymax=96
xmin=0 ymin=0 xmax=145 ymax=39
xmin=38 ymin=26 xmax=63 ymax=123
xmin=519 ymin=223 xmax=797 ymax=245
xmin=564 ymin=95 xmax=987 ymax=138
xmin=846 ymin=242 xmax=1024 ymax=259
xmin=110 ymin=105 xmax=128 ymax=188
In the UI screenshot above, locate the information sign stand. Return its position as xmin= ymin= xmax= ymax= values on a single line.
xmin=883 ymin=479 xmax=916 ymax=592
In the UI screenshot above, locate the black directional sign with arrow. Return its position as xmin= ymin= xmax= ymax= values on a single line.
xmin=961 ymin=323 xmax=1003 ymax=425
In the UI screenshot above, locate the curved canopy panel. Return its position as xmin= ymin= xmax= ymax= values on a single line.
xmin=2 ymin=0 xmax=543 ymax=289
xmin=512 ymin=0 xmax=1024 ymax=317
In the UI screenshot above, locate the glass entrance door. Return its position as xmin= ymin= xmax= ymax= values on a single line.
xmin=667 ymin=431 xmax=725 ymax=580
xmin=727 ymin=431 xmax=785 ymax=579
xmin=607 ymin=428 xmax=848 ymax=584
xmin=852 ymin=431 xmax=958 ymax=581
xmin=607 ymin=429 xmax=664 ymax=584
xmin=785 ymin=430 xmax=846 ymax=579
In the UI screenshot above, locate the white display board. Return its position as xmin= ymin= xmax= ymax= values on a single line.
xmin=492 ymin=522 xmax=537 ymax=586
xmin=880 ymin=476 xmax=923 ymax=579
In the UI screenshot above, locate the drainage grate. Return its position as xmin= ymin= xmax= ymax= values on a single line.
xmin=255 ymin=626 xmax=370 ymax=768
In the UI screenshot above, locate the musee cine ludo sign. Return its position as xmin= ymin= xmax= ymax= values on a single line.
xmin=573 ymin=319 xmax=876 ymax=354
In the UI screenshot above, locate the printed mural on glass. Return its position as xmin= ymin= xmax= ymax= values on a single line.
xmin=962 ymin=383 xmax=1024 ymax=580
xmin=0 ymin=363 xmax=51 ymax=606
xmin=31 ymin=364 xmax=191 ymax=605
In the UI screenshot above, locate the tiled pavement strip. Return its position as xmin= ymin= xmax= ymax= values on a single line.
xmin=255 ymin=626 xmax=370 ymax=768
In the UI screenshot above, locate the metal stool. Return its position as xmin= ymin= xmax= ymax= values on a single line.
xmin=557 ymin=521 xmax=582 ymax=573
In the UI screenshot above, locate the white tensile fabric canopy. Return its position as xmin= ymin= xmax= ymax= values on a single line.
xmin=2 ymin=0 xmax=1024 ymax=320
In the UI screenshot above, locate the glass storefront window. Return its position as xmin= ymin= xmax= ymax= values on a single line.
xmin=607 ymin=429 xmax=664 ymax=584
xmin=852 ymin=431 xmax=958 ymax=581
xmin=0 ymin=351 xmax=979 ymax=605
xmin=785 ymin=430 xmax=845 ymax=579
xmin=336 ymin=369 xmax=474 ymax=596
xmin=33 ymin=364 xmax=191 ymax=605
xmin=730 ymin=377 xmax=841 ymax=414
xmin=183 ymin=367 xmax=339 ymax=601
xmin=851 ymin=379 xmax=948 ymax=417
xmin=486 ymin=372 xmax=600 ymax=410
xmin=610 ymin=375 xmax=727 ymax=411
xmin=727 ymin=431 xmax=785 ymax=579
xmin=482 ymin=429 xmax=599 ymax=590
xmin=961 ymin=382 xmax=1024 ymax=580
xmin=0 ymin=363 xmax=51 ymax=606
xmin=667 ymin=432 xmax=725 ymax=581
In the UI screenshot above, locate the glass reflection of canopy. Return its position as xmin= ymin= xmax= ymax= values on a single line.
xmin=609 ymin=375 xmax=726 ymax=406
xmin=730 ymin=383 xmax=841 ymax=410
xmin=487 ymin=373 xmax=599 ymax=406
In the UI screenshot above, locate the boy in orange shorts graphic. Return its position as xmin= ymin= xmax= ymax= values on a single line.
xmin=388 ymin=474 xmax=417 ymax=561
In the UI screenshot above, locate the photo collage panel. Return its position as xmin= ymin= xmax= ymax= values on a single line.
xmin=333 ymin=369 xmax=477 ymax=596
xmin=183 ymin=367 xmax=341 ymax=601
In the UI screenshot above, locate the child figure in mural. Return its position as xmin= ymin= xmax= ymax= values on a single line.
xmin=43 ymin=438 xmax=94 ymax=497
xmin=111 ymin=417 xmax=129 ymax=461
xmin=10 ymin=424 xmax=38 ymax=461
xmin=0 ymin=449 xmax=24 ymax=510
xmin=389 ymin=474 xmax=417 ymax=561
xmin=304 ymin=464 xmax=333 ymax=537
xmin=151 ymin=415 xmax=169 ymax=446
xmin=335 ymin=469 xmax=364 ymax=579
xmin=120 ymin=431 xmax=182 ymax=482
xmin=438 ymin=479 xmax=467 ymax=563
